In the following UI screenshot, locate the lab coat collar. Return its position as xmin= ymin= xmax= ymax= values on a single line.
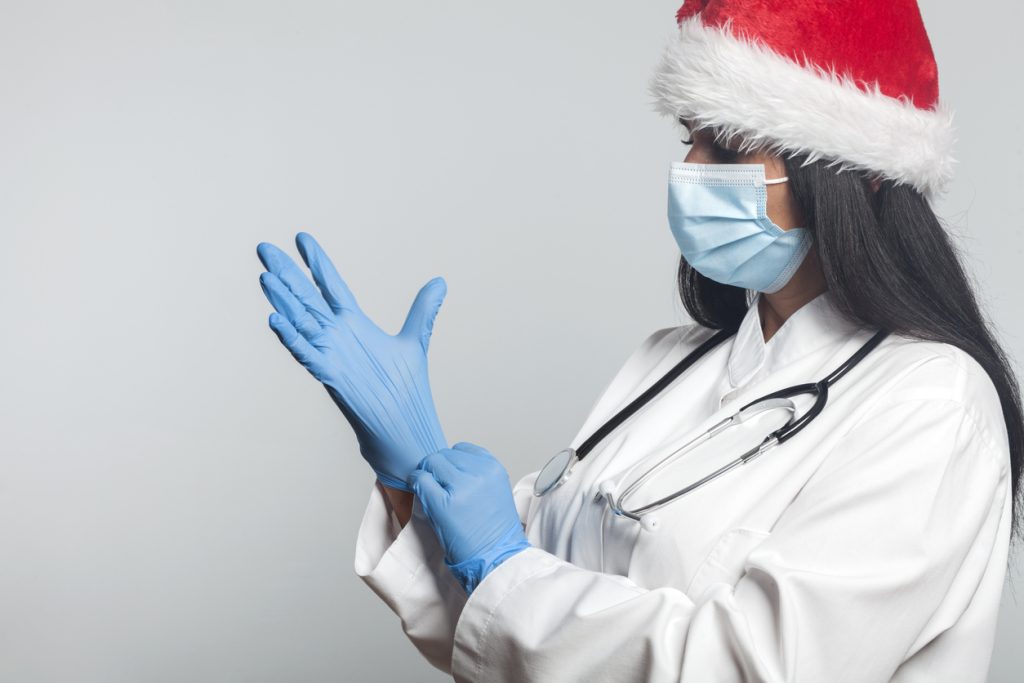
xmin=727 ymin=289 xmax=864 ymax=389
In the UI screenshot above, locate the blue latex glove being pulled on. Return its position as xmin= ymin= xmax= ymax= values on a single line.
xmin=257 ymin=232 xmax=448 ymax=492
xmin=410 ymin=442 xmax=532 ymax=595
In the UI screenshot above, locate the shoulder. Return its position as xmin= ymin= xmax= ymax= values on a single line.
xmin=623 ymin=322 xmax=718 ymax=370
xmin=595 ymin=322 xmax=716 ymax=403
xmin=859 ymin=332 xmax=1009 ymax=472
xmin=872 ymin=333 xmax=1000 ymax=414
xmin=639 ymin=321 xmax=722 ymax=354
xmin=568 ymin=323 xmax=711 ymax=446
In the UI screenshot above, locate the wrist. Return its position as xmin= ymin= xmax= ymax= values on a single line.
xmin=445 ymin=524 xmax=531 ymax=595
xmin=379 ymin=482 xmax=414 ymax=528
xmin=376 ymin=470 xmax=414 ymax=492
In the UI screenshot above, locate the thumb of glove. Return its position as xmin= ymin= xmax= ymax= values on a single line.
xmin=399 ymin=276 xmax=447 ymax=353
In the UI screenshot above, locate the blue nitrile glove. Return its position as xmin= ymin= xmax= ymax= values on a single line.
xmin=257 ymin=232 xmax=448 ymax=492
xmin=410 ymin=442 xmax=532 ymax=595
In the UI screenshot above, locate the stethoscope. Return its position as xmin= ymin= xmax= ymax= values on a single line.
xmin=533 ymin=323 xmax=890 ymax=534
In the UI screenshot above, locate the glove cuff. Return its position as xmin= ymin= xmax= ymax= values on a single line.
xmin=444 ymin=523 xmax=531 ymax=595
xmin=375 ymin=471 xmax=413 ymax=493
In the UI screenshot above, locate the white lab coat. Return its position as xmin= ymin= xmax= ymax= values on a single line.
xmin=354 ymin=290 xmax=1012 ymax=682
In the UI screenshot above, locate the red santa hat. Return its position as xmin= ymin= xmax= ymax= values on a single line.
xmin=649 ymin=0 xmax=956 ymax=199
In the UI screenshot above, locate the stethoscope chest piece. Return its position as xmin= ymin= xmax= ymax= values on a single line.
xmin=534 ymin=447 xmax=578 ymax=497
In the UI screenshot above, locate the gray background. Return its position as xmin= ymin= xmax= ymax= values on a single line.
xmin=1 ymin=1 xmax=1021 ymax=681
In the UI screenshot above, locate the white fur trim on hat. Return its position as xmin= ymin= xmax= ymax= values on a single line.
xmin=648 ymin=17 xmax=958 ymax=199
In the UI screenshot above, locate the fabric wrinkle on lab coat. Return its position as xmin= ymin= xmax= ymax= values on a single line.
xmin=354 ymin=289 xmax=1012 ymax=682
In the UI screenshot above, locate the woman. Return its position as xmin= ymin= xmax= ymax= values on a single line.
xmin=256 ymin=1 xmax=1021 ymax=681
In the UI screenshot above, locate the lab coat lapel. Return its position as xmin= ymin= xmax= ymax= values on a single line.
xmin=721 ymin=290 xmax=864 ymax=407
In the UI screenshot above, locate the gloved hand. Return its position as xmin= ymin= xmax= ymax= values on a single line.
xmin=410 ymin=442 xmax=532 ymax=595
xmin=257 ymin=231 xmax=449 ymax=492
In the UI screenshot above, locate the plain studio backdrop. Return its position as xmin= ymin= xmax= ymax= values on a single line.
xmin=1 ymin=1 xmax=1022 ymax=681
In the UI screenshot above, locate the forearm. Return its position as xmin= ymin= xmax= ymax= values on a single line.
xmin=382 ymin=484 xmax=414 ymax=527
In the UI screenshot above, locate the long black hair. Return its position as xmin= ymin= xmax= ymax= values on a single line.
xmin=676 ymin=147 xmax=1024 ymax=559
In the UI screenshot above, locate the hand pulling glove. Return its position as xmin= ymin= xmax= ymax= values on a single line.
xmin=257 ymin=232 xmax=448 ymax=492
xmin=410 ymin=442 xmax=531 ymax=595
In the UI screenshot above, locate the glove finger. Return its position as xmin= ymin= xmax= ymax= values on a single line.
xmin=409 ymin=469 xmax=447 ymax=517
xmin=399 ymin=276 xmax=447 ymax=353
xmin=417 ymin=449 xmax=461 ymax=488
xmin=451 ymin=441 xmax=491 ymax=455
xmin=447 ymin=442 xmax=508 ymax=479
xmin=295 ymin=232 xmax=364 ymax=316
xmin=257 ymin=241 xmax=333 ymax=325
xmin=268 ymin=312 xmax=324 ymax=374
xmin=449 ymin=441 xmax=493 ymax=463
xmin=260 ymin=271 xmax=322 ymax=341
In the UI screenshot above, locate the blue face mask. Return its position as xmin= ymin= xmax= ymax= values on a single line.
xmin=667 ymin=161 xmax=813 ymax=293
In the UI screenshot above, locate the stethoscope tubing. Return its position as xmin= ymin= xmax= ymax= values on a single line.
xmin=574 ymin=325 xmax=740 ymax=462
xmin=536 ymin=322 xmax=891 ymax=524
xmin=603 ymin=327 xmax=890 ymax=520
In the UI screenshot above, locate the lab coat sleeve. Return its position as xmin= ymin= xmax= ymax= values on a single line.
xmin=352 ymin=325 xmax=681 ymax=674
xmin=353 ymin=470 xmax=540 ymax=675
xmin=449 ymin=394 xmax=1011 ymax=682
xmin=353 ymin=480 xmax=467 ymax=674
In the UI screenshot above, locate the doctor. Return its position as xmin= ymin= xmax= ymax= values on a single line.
xmin=256 ymin=1 xmax=1022 ymax=681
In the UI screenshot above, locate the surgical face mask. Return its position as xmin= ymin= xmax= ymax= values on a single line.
xmin=667 ymin=161 xmax=813 ymax=293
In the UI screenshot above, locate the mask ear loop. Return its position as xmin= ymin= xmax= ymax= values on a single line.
xmin=765 ymin=175 xmax=789 ymax=185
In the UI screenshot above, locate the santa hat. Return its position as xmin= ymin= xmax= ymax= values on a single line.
xmin=648 ymin=0 xmax=957 ymax=199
